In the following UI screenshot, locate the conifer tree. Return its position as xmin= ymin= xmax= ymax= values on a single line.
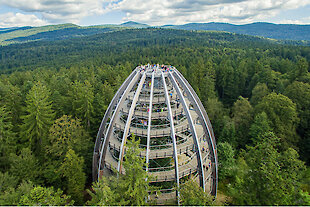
xmin=232 ymin=96 xmax=253 ymax=147
xmin=59 ymin=149 xmax=86 ymax=205
xmin=9 ymin=148 xmax=39 ymax=184
xmin=19 ymin=185 xmax=72 ymax=206
xmin=87 ymin=137 xmax=154 ymax=206
xmin=180 ymin=177 xmax=213 ymax=206
xmin=47 ymin=115 xmax=92 ymax=161
xmin=21 ymin=82 xmax=55 ymax=154
xmin=117 ymin=137 xmax=151 ymax=206
xmin=70 ymin=80 xmax=94 ymax=129
xmin=0 ymin=105 xmax=16 ymax=170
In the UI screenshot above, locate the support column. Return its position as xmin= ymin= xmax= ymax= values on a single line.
xmin=146 ymin=72 xmax=155 ymax=171
xmin=168 ymin=71 xmax=206 ymax=192
xmin=117 ymin=72 xmax=147 ymax=173
xmin=97 ymin=71 xmax=141 ymax=180
xmin=92 ymin=69 xmax=138 ymax=180
xmin=161 ymin=72 xmax=180 ymax=205
xmin=173 ymin=69 xmax=218 ymax=196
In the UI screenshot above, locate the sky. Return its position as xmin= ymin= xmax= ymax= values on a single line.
xmin=0 ymin=0 xmax=310 ymax=28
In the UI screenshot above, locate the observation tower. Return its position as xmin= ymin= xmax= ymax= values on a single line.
xmin=93 ymin=64 xmax=218 ymax=204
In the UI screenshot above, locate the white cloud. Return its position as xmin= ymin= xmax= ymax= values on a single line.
xmin=0 ymin=0 xmax=114 ymax=24
xmin=0 ymin=12 xmax=47 ymax=27
xmin=279 ymin=17 xmax=310 ymax=24
xmin=0 ymin=0 xmax=309 ymax=27
xmin=114 ymin=0 xmax=310 ymax=25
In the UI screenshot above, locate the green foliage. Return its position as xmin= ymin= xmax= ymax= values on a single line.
xmin=217 ymin=59 xmax=238 ymax=104
xmin=188 ymin=59 xmax=216 ymax=104
xmin=59 ymin=149 xmax=86 ymax=205
xmin=255 ymin=92 xmax=299 ymax=149
xmin=19 ymin=185 xmax=72 ymax=206
xmin=219 ymin=116 xmax=237 ymax=146
xmin=0 ymin=82 xmax=22 ymax=127
xmin=44 ymin=115 xmax=91 ymax=190
xmin=217 ymin=142 xmax=236 ymax=180
xmin=0 ymin=180 xmax=34 ymax=205
xmin=232 ymin=96 xmax=253 ymax=147
xmin=0 ymin=105 xmax=16 ymax=170
xmin=9 ymin=148 xmax=39 ymax=184
xmin=21 ymin=81 xmax=55 ymax=154
xmin=249 ymin=112 xmax=272 ymax=145
xmin=179 ymin=177 xmax=213 ymax=206
xmin=229 ymin=132 xmax=308 ymax=205
xmin=118 ymin=137 xmax=151 ymax=206
xmin=294 ymin=57 xmax=309 ymax=81
xmin=88 ymin=137 xmax=154 ymax=206
xmin=86 ymin=177 xmax=116 ymax=206
xmin=93 ymin=82 xmax=115 ymax=131
xmin=47 ymin=115 xmax=92 ymax=160
xmin=70 ymin=80 xmax=94 ymax=129
xmin=250 ymin=82 xmax=269 ymax=106
xmin=0 ymin=171 xmax=18 ymax=193
xmin=285 ymin=81 xmax=310 ymax=164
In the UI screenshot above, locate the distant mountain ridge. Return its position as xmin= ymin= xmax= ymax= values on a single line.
xmin=0 ymin=21 xmax=309 ymax=45
xmin=162 ymin=22 xmax=310 ymax=41
xmin=120 ymin=21 xmax=149 ymax=28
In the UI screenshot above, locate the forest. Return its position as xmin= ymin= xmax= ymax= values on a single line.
xmin=0 ymin=28 xmax=309 ymax=205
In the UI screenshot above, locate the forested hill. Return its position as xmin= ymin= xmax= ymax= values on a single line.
xmin=0 ymin=23 xmax=125 ymax=45
xmin=1 ymin=28 xmax=309 ymax=73
xmin=1 ymin=21 xmax=310 ymax=46
xmin=0 ymin=27 xmax=309 ymax=205
xmin=163 ymin=22 xmax=310 ymax=41
xmin=0 ymin=28 xmax=266 ymax=72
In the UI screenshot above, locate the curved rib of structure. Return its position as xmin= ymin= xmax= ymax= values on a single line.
xmin=92 ymin=64 xmax=218 ymax=204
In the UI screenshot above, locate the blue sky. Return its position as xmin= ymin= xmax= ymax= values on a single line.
xmin=0 ymin=0 xmax=309 ymax=28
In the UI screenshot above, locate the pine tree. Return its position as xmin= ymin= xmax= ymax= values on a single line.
xmin=19 ymin=185 xmax=72 ymax=206
xmin=59 ymin=149 xmax=86 ymax=205
xmin=70 ymin=80 xmax=94 ymax=129
xmin=47 ymin=115 xmax=92 ymax=161
xmin=249 ymin=112 xmax=271 ymax=145
xmin=0 ymin=105 xmax=16 ymax=170
xmin=9 ymin=148 xmax=39 ymax=184
xmin=21 ymin=82 xmax=55 ymax=154
xmin=180 ymin=177 xmax=214 ymax=206
xmin=87 ymin=137 xmax=154 ymax=206
xmin=217 ymin=142 xmax=236 ymax=179
xmin=117 ymin=137 xmax=151 ymax=206
xmin=250 ymin=83 xmax=269 ymax=106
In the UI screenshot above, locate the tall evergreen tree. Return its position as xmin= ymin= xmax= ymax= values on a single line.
xmin=0 ymin=105 xmax=16 ymax=170
xmin=47 ymin=115 xmax=92 ymax=161
xmin=285 ymin=81 xmax=310 ymax=164
xmin=59 ymin=149 xmax=86 ymax=205
xmin=19 ymin=185 xmax=72 ymax=206
xmin=250 ymin=82 xmax=269 ymax=106
xmin=87 ymin=137 xmax=154 ymax=206
xmin=9 ymin=148 xmax=39 ymax=184
xmin=70 ymin=80 xmax=94 ymax=129
xmin=232 ymin=96 xmax=253 ymax=147
xmin=217 ymin=142 xmax=236 ymax=180
xmin=179 ymin=177 xmax=213 ymax=206
xmin=21 ymin=82 xmax=55 ymax=154
xmin=249 ymin=112 xmax=272 ymax=145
